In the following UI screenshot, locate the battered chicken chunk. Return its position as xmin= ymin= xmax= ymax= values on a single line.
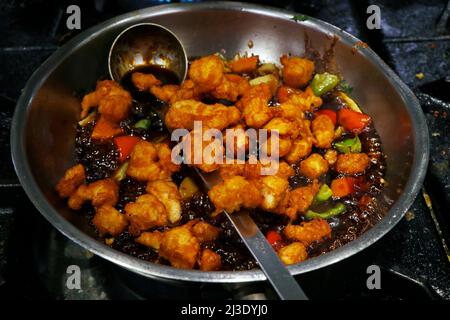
xmin=159 ymin=223 xmax=200 ymax=269
xmin=135 ymin=231 xmax=163 ymax=251
xmin=281 ymin=87 xmax=322 ymax=112
xmin=146 ymin=180 xmax=182 ymax=224
xmin=208 ymin=175 xmax=263 ymax=214
xmin=199 ymin=249 xmax=222 ymax=271
xmin=91 ymin=116 xmax=123 ymax=140
xmin=278 ymin=242 xmax=308 ymax=265
xmin=188 ymin=55 xmax=225 ymax=92
xmin=131 ymin=72 xmax=161 ymax=91
xmin=299 ymin=153 xmax=329 ymax=179
xmin=284 ymin=138 xmax=313 ymax=164
xmin=335 ymin=153 xmax=371 ymax=174
xmin=125 ymin=194 xmax=168 ymax=235
xmin=127 ymin=141 xmax=180 ymax=181
xmin=92 ymin=205 xmax=128 ymax=237
xmin=283 ymin=181 xmax=319 ymax=220
xmin=191 ymin=221 xmax=220 ymax=243
xmin=324 ymin=149 xmax=338 ymax=166
xmin=312 ymin=114 xmax=335 ymax=148
xmin=211 ymin=74 xmax=251 ymax=102
xmin=228 ymin=55 xmax=259 ymax=74
xmin=259 ymin=175 xmax=290 ymax=211
xmin=165 ymin=100 xmax=241 ymax=131
xmin=56 ymin=164 xmax=85 ymax=198
xmin=283 ymin=219 xmax=332 ymax=246
xmin=280 ymin=55 xmax=315 ymax=88
xmin=81 ymin=80 xmax=132 ymax=122
xmin=68 ymin=178 xmax=118 ymax=210
xmin=237 ymin=84 xmax=273 ymax=128
xmin=150 ymin=84 xmax=179 ymax=102
xmin=263 ymin=117 xmax=300 ymax=139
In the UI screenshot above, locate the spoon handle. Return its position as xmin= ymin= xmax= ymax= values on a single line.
xmin=193 ymin=168 xmax=308 ymax=300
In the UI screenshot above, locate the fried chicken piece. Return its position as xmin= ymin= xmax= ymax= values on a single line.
xmin=68 ymin=178 xmax=118 ymax=210
xmin=237 ymin=84 xmax=273 ymax=128
xmin=81 ymin=80 xmax=132 ymax=122
xmin=280 ymin=55 xmax=315 ymax=88
xmin=259 ymin=175 xmax=290 ymax=211
xmin=281 ymin=87 xmax=322 ymax=112
xmin=159 ymin=223 xmax=200 ymax=269
xmin=188 ymin=55 xmax=225 ymax=92
xmin=299 ymin=153 xmax=329 ymax=179
xmin=125 ymin=194 xmax=168 ymax=235
xmin=211 ymin=74 xmax=250 ymax=102
xmin=131 ymin=72 xmax=162 ymax=91
xmin=165 ymin=100 xmax=241 ymax=131
xmin=91 ymin=116 xmax=123 ymax=140
xmin=199 ymin=249 xmax=222 ymax=271
xmin=150 ymin=84 xmax=179 ymax=102
xmin=312 ymin=114 xmax=335 ymax=148
xmin=223 ymin=123 xmax=251 ymax=158
xmin=191 ymin=221 xmax=220 ymax=243
xmin=283 ymin=219 xmax=332 ymax=246
xmin=284 ymin=181 xmax=319 ymax=220
xmin=228 ymin=56 xmax=259 ymax=73
xmin=181 ymin=127 xmax=223 ymax=173
xmin=219 ymin=160 xmax=294 ymax=180
xmin=278 ymin=242 xmax=308 ymax=265
xmin=92 ymin=205 xmax=128 ymax=237
xmin=135 ymin=231 xmax=163 ymax=251
xmin=56 ymin=164 xmax=85 ymax=198
xmin=335 ymin=153 xmax=370 ymax=174
xmin=208 ymin=175 xmax=263 ymax=214
xmin=263 ymin=117 xmax=300 ymax=138
xmin=284 ymin=138 xmax=313 ymax=164
xmin=324 ymin=149 xmax=338 ymax=166
xmin=126 ymin=141 xmax=180 ymax=181
xmin=146 ymin=180 xmax=182 ymax=224
xmin=260 ymin=135 xmax=292 ymax=158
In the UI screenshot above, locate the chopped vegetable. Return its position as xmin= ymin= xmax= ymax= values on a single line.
xmin=338 ymin=108 xmax=371 ymax=133
xmin=249 ymin=74 xmax=279 ymax=94
xmin=179 ymin=177 xmax=199 ymax=200
xmin=78 ymin=111 xmax=96 ymax=127
xmin=113 ymin=135 xmax=140 ymax=162
xmin=331 ymin=177 xmax=357 ymax=198
xmin=257 ymin=63 xmax=279 ymax=76
xmin=339 ymin=81 xmax=353 ymax=94
xmin=315 ymin=109 xmax=337 ymax=126
xmin=314 ymin=184 xmax=333 ymax=203
xmin=134 ymin=119 xmax=151 ymax=130
xmin=114 ymin=161 xmax=129 ymax=182
xmin=311 ymin=72 xmax=340 ymax=96
xmin=291 ymin=14 xmax=308 ymax=22
xmin=305 ymin=203 xmax=346 ymax=220
xmin=229 ymin=55 xmax=259 ymax=73
xmin=266 ymin=230 xmax=284 ymax=250
xmin=338 ymin=92 xmax=361 ymax=113
xmin=334 ymin=135 xmax=362 ymax=153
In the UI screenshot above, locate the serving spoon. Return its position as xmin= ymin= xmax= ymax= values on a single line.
xmin=108 ymin=23 xmax=308 ymax=300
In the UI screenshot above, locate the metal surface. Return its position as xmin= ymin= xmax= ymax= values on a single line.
xmin=10 ymin=2 xmax=429 ymax=283
xmin=108 ymin=23 xmax=188 ymax=82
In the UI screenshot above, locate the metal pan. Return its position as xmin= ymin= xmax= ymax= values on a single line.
xmin=10 ymin=2 xmax=429 ymax=283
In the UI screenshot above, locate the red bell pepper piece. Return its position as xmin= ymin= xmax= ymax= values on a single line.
xmin=315 ymin=109 xmax=337 ymax=126
xmin=338 ymin=108 xmax=371 ymax=133
xmin=266 ymin=230 xmax=285 ymax=251
xmin=113 ymin=136 xmax=140 ymax=162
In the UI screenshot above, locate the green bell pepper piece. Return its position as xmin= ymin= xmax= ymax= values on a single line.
xmin=311 ymin=72 xmax=340 ymax=96
xmin=314 ymin=184 xmax=333 ymax=203
xmin=305 ymin=203 xmax=346 ymax=220
xmin=334 ymin=135 xmax=361 ymax=154
xmin=134 ymin=119 xmax=151 ymax=130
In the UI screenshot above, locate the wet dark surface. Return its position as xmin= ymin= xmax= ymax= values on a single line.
xmin=0 ymin=0 xmax=449 ymax=299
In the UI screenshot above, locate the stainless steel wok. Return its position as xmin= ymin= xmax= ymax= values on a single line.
xmin=10 ymin=2 xmax=429 ymax=283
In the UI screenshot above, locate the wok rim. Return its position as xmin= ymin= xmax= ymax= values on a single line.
xmin=10 ymin=1 xmax=429 ymax=283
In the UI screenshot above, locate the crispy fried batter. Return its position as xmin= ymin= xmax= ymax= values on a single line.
xmin=92 ymin=205 xmax=128 ymax=237
xmin=280 ymin=55 xmax=315 ymax=88
xmin=208 ymin=175 xmax=263 ymax=214
xmin=159 ymin=223 xmax=200 ymax=269
xmin=146 ymin=180 xmax=182 ymax=224
xmin=131 ymin=72 xmax=162 ymax=91
xmin=68 ymin=178 xmax=118 ymax=210
xmin=199 ymin=249 xmax=222 ymax=271
xmin=278 ymin=242 xmax=308 ymax=265
xmin=312 ymin=114 xmax=335 ymax=148
xmin=335 ymin=153 xmax=370 ymax=174
xmin=165 ymin=100 xmax=241 ymax=131
xmin=91 ymin=116 xmax=123 ymax=140
xmin=127 ymin=141 xmax=180 ymax=181
xmin=228 ymin=56 xmax=259 ymax=73
xmin=188 ymin=55 xmax=225 ymax=92
xmin=192 ymin=221 xmax=220 ymax=243
xmin=237 ymin=84 xmax=273 ymax=128
xmin=299 ymin=153 xmax=329 ymax=179
xmin=283 ymin=181 xmax=319 ymax=220
xmin=150 ymin=84 xmax=179 ymax=102
xmin=259 ymin=175 xmax=290 ymax=211
xmin=283 ymin=219 xmax=332 ymax=246
xmin=211 ymin=74 xmax=250 ymax=102
xmin=125 ymin=194 xmax=168 ymax=235
xmin=56 ymin=164 xmax=85 ymax=198
xmin=324 ymin=149 xmax=338 ymax=166
xmin=135 ymin=231 xmax=163 ymax=251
